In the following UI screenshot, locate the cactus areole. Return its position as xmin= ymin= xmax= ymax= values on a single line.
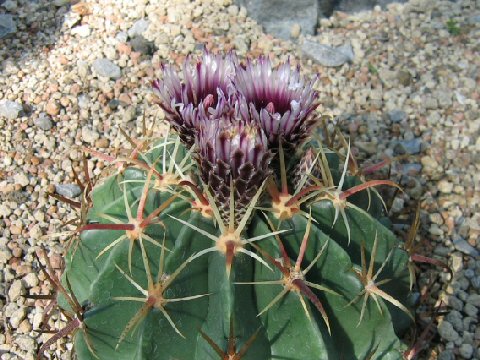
xmin=44 ymin=52 xmax=416 ymax=360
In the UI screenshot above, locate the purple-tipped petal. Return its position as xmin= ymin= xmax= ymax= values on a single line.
xmin=153 ymin=52 xmax=238 ymax=145
xmin=234 ymin=57 xmax=320 ymax=147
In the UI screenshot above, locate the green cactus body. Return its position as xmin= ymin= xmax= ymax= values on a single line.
xmin=44 ymin=54 xmax=416 ymax=360
xmin=51 ymin=134 xmax=414 ymax=360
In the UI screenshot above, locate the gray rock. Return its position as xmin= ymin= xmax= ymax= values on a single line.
xmin=468 ymin=15 xmax=480 ymax=24
xmin=0 ymin=13 xmax=16 ymax=39
xmin=387 ymin=109 xmax=407 ymax=123
xmin=471 ymin=276 xmax=480 ymax=290
xmin=2 ymin=0 xmax=17 ymax=11
xmin=336 ymin=43 xmax=355 ymax=61
xmin=466 ymin=294 xmax=480 ymax=307
xmin=393 ymin=138 xmax=422 ymax=155
xmin=438 ymin=350 xmax=455 ymax=360
xmin=464 ymin=303 xmax=477 ymax=317
xmin=128 ymin=19 xmax=150 ymax=38
xmin=302 ymin=40 xmax=353 ymax=67
xmin=445 ymin=310 xmax=463 ymax=332
xmin=464 ymin=269 xmax=474 ymax=279
xmin=448 ymin=295 xmax=464 ymax=311
xmin=459 ymin=344 xmax=473 ymax=359
xmin=116 ymin=31 xmax=128 ymax=43
xmin=235 ymin=0 xmax=318 ymax=39
xmin=108 ymin=99 xmax=120 ymax=110
xmin=92 ymin=58 xmax=121 ymax=79
xmin=130 ymin=35 xmax=155 ymax=55
xmin=34 ymin=113 xmax=53 ymax=131
xmin=55 ymin=184 xmax=82 ymax=198
xmin=438 ymin=321 xmax=459 ymax=342
xmin=453 ymin=236 xmax=479 ymax=257
xmin=0 ymin=100 xmax=22 ymax=119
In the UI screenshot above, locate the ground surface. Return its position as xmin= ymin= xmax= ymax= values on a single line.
xmin=0 ymin=0 xmax=479 ymax=359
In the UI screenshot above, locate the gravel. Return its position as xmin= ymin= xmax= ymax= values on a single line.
xmin=0 ymin=0 xmax=479 ymax=359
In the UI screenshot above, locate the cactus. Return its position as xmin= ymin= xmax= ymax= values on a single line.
xmin=39 ymin=53 xmax=422 ymax=360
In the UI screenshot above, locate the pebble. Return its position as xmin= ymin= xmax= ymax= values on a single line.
xmin=9 ymin=306 xmax=27 ymax=328
xmin=14 ymin=173 xmax=29 ymax=187
xmin=438 ymin=179 xmax=454 ymax=194
xmin=71 ymin=24 xmax=91 ymax=37
xmin=397 ymin=70 xmax=412 ymax=86
xmin=301 ymin=40 xmax=354 ymax=67
xmin=2 ymin=0 xmax=17 ymax=11
xmin=92 ymin=58 xmax=121 ymax=79
xmin=46 ymin=100 xmax=60 ymax=116
xmin=55 ymin=184 xmax=82 ymax=198
xmin=128 ymin=19 xmax=150 ymax=38
xmin=16 ymin=335 xmax=35 ymax=352
xmin=7 ymin=279 xmax=25 ymax=301
xmin=130 ymin=35 xmax=155 ymax=55
xmin=0 ymin=100 xmax=23 ymax=119
xmin=78 ymin=94 xmax=90 ymax=109
xmin=438 ymin=321 xmax=460 ymax=342
xmin=459 ymin=344 xmax=474 ymax=359
xmin=82 ymin=126 xmax=100 ymax=143
xmin=393 ymin=138 xmax=422 ymax=155
xmin=387 ymin=109 xmax=407 ymax=123
xmin=34 ymin=113 xmax=53 ymax=131
xmin=466 ymin=294 xmax=480 ymax=307
xmin=451 ymin=253 xmax=464 ymax=272
xmin=0 ymin=13 xmax=16 ymax=39
xmin=95 ymin=137 xmax=109 ymax=148
xmin=453 ymin=237 xmax=479 ymax=257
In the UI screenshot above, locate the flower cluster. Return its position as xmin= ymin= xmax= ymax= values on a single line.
xmin=153 ymin=52 xmax=319 ymax=219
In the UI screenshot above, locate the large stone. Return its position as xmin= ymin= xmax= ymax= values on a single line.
xmin=0 ymin=13 xmax=16 ymax=39
xmin=234 ymin=0 xmax=318 ymax=39
xmin=301 ymin=40 xmax=354 ymax=67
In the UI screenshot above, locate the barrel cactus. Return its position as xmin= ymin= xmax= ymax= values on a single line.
xmin=39 ymin=52 xmax=420 ymax=360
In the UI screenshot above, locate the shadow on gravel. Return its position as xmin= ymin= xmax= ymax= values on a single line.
xmin=0 ymin=0 xmax=67 ymax=73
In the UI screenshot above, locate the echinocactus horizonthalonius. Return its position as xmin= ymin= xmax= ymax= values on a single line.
xmin=38 ymin=51 xmax=434 ymax=360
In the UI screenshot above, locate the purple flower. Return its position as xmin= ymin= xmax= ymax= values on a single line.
xmin=153 ymin=52 xmax=238 ymax=145
xmin=195 ymin=99 xmax=271 ymax=222
xmin=234 ymin=57 xmax=320 ymax=147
